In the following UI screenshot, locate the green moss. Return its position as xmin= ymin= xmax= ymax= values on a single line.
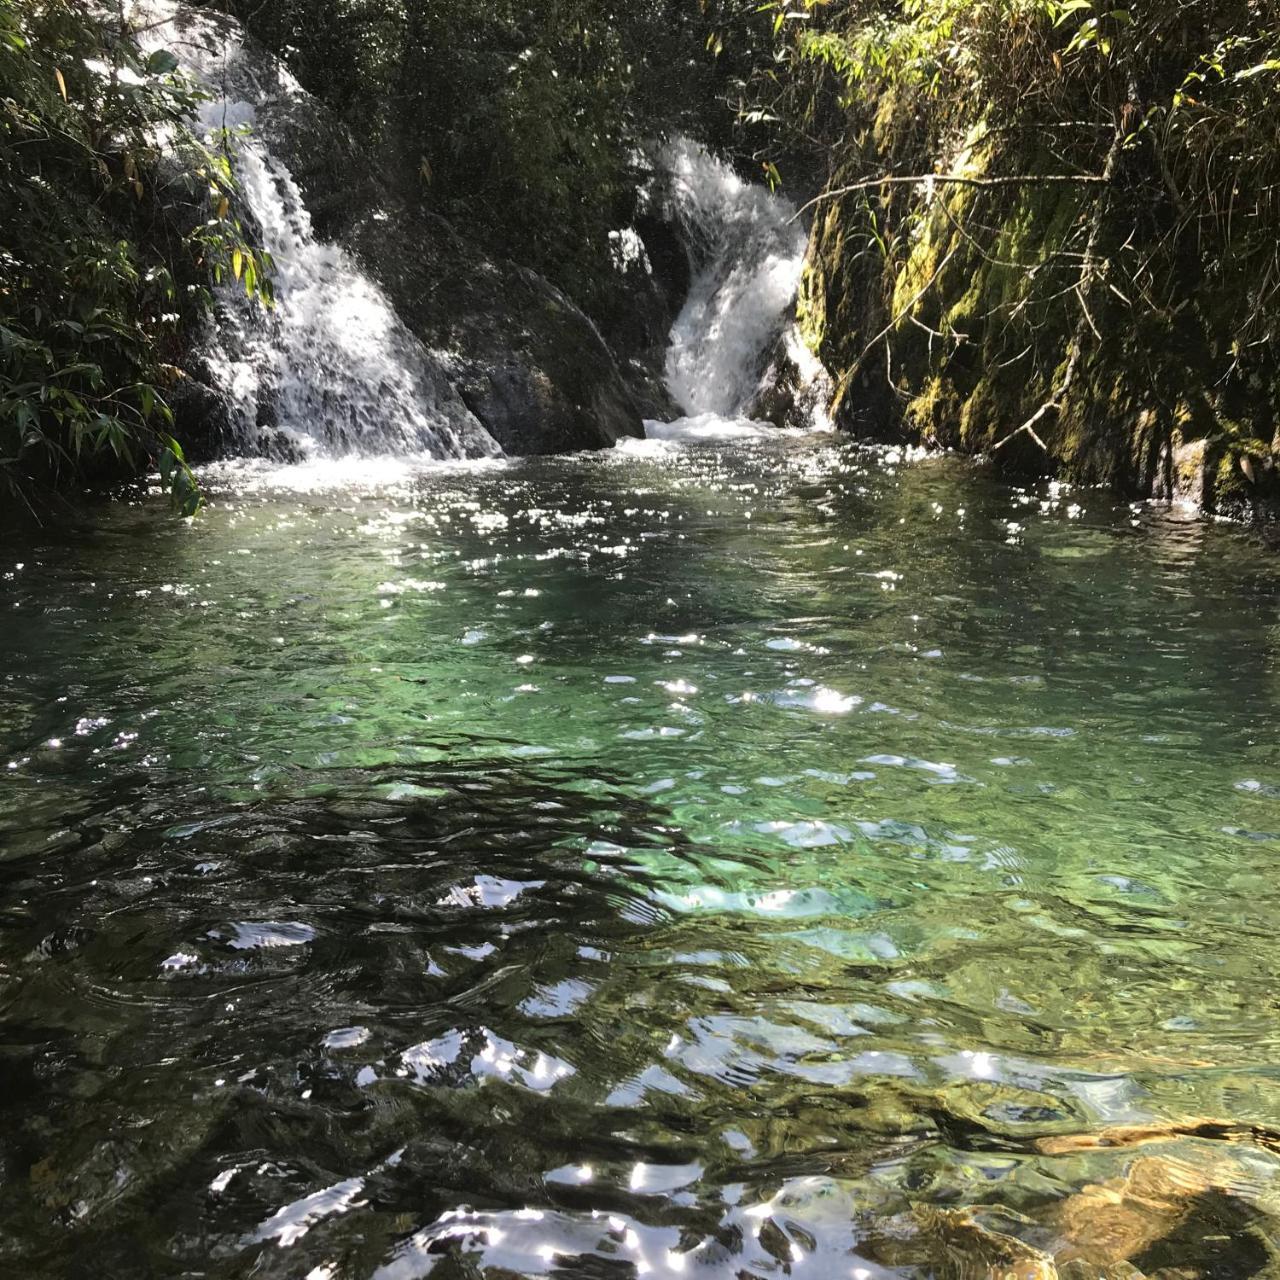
xmin=796 ymin=257 xmax=827 ymax=353
xmin=1174 ymin=437 xmax=1208 ymax=499
xmin=829 ymin=365 xmax=861 ymax=424
xmin=871 ymin=86 xmax=903 ymax=152
xmin=904 ymin=375 xmax=961 ymax=446
xmin=1214 ymin=450 xmax=1252 ymax=508
xmin=957 ymin=374 xmax=999 ymax=448
xmin=943 ymin=270 xmax=986 ymax=336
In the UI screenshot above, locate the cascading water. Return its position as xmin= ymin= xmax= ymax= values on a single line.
xmin=135 ymin=4 xmax=500 ymax=461
xmin=658 ymin=139 xmax=812 ymax=421
xmin=204 ymin=142 xmax=500 ymax=461
xmin=140 ymin=3 xmax=817 ymax=464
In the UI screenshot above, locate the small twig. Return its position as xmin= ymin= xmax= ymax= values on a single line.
xmin=990 ymin=422 xmax=1051 ymax=454
xmin=907 ymin=312 xmax=948 ymax=342
xmin=1076 ymin=287 xmax=1102 ymax=341
xmin=857 ymin=246 xmax=958 ymax=367
xmin=994 ymin=343 xmax=1034 ymax=370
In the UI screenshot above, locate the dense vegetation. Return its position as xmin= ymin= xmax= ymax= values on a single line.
xmin=0 ymin=0 xmax=273 ymax=513
xmin=194 ymin=0 xmax=733 ymax=318
xmin=3 ymin=0 xmax=1277 ymax=515
xmin=729 ymin=0 xmax=1280 ymax=507
xmin=0 ymin=0 xmax=735 ymax=508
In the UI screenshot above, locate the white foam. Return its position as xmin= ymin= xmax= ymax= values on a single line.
xmin=133 ymin=3 xmax=499 ymax=461
xmin=644 ymin=415 xmax=777 ymax=442
xmin=661 ymin=140 xmax=808 ymax=418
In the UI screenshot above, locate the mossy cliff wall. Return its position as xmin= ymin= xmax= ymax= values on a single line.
xmin=790 ymin=49 xmax=1280 ymax=520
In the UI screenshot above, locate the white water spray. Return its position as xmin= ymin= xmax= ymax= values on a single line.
xmin=659 ymin=140 xmax=809 ymax=419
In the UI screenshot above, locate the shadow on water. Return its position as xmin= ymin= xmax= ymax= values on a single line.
xmin=0 ymin=751 xmax=692 ymax=1274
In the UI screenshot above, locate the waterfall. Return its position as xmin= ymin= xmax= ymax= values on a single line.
xmin=659 ymin=140 xmax=809 ymax=420
xmin=137 ymin=5 xmax=821 ymax=462
xmin=136 ymin=4 xmax=500 ymax=461
xmin=199 ymin=141 xmax=499 ymax=460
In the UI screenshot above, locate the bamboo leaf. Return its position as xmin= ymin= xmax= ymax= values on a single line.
xmin=1236 ymin=60 xmax=1280 ymax=81
xmin=1053 ymin=0 xmax=1093 ymax=25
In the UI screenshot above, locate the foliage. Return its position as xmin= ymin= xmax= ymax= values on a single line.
xmin=0 ymin=0 xmax=271 ymax=514
xmin=11 ymin=0 xmax=1271 ymax=512
xmin=727 ymin=0 xmax=1280 ymax=474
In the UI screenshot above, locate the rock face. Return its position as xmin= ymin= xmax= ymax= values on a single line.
xmin=748 ymin=328 xmax=835 ymax=430
xmin=164 ymin=6 xmax=648 ymax=458
xmin=599 ymin=208 xmax=694 ymax=423
xmin=346 ymin=209 xmax=645 ymax=456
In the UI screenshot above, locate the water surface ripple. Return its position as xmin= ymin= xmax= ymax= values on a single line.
xmin=3 ymin=436 xmax=1280 ymax=1277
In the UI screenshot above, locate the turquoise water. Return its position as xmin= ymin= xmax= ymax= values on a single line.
xmin=3 ymin=431 xmax=1280 ymax=1276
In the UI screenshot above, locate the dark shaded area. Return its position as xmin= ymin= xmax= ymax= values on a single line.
xmin=0 ymin=754 xmax=683 ymax=1274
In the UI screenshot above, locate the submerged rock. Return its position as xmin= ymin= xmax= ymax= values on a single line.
xmin=863 ymin=1204 xmax=1060 ymax=1278
xmin=1052 ymin=1150 xmax=1280 ymax=1277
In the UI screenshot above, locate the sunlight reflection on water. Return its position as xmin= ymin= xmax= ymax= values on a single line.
xmin=2 ymin=429 xmax=1280 ymax=1277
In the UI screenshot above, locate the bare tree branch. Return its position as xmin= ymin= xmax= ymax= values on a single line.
xmin=791 ymin=172 xmax=1110 ymax=224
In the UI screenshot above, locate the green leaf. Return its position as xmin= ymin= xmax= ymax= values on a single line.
xmin=1235 ymin=60 xmax=1280 ymax=81
xmin=147 ymin=49 xmax=180 ymax=75
xmin=156 ymin=436 xmax=201 ymax=516
xmin=1053 ymin=0 xmax=1093 ymax=25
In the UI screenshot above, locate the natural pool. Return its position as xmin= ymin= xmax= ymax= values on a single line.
xmin=3 ymin=427 xmax=1280 ymax=1277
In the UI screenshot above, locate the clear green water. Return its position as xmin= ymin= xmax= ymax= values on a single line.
xmin=3 ymin=434 xmax=1280 ymax=1277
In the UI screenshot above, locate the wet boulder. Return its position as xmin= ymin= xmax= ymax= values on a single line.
xmin=749 ymin=328 xmax=836 ymax=430
xmin=351 ymin=218 xmax=645 ymax=455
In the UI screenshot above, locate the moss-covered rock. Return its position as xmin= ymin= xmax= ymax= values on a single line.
xmin=798 ymin=108 xmax=1279 ymax=520
xmin=781 ymin=2 xmax=1279 ymax=523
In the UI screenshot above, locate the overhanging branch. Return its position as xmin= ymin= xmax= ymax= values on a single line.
xmin=790 ymin=172 xmax=1109 ymax=224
